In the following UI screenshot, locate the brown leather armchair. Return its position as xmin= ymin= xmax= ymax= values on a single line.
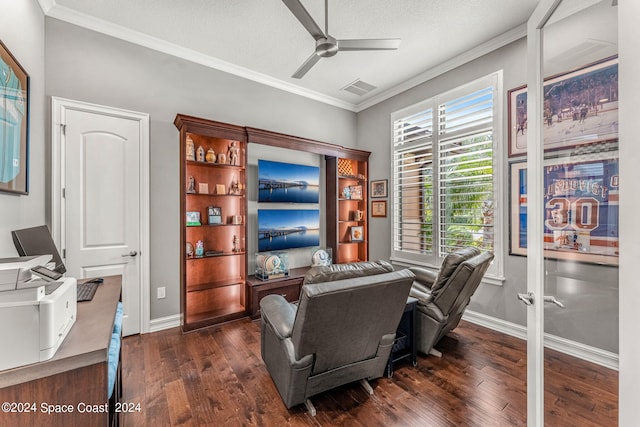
xmin=260 ymin=261 xmax=414 ymax=415
xmin=409 ymin=247 xmax=494 ymax=356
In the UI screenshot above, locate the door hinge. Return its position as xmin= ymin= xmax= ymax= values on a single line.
xmin=61 ymin=123 xmax=66 ymax=135
xmin=62 ymin=249 xmax=66 ymax=258
xmin=62 ymin=188 xmax=66 ymax=198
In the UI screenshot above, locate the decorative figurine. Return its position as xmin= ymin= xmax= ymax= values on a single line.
xmin=186 ymin=242 xmax=194 ymax=258
xmin=205 ymin=148 xmax=216 ymax=163
xmin=187 ymin=176 xmax=196 ymax=193
xmin=195 ymin=240 xmax=204 ymax=257
xmin=343 ymin=186 xmax=351 ymax=199
xmin=232 ymin=235 xmax=240 ymax=252
xmin=186 ymin=135 xmax=195 ymax=161
xmin=228 ymin=141 xmax=240 ymax=166
xmin=196 ymin=146 xmax=205 ymax=162
xmin=229 ymin=177 xmax=242 ymax=195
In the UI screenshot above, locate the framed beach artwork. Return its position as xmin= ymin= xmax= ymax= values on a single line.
xmin=257 ymin=209 xmax=320 ymax=252
xmin=0 ymin=40 xmax=29 ymax=195
xmin=508 ymin=56 xmax=618 ymax=157
xmin=258 ymin=159 xmax=319 ymax=203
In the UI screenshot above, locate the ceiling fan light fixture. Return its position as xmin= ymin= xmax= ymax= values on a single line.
xmin=316 ymin=36 xmax=339 ymax=58
xmin=283 ymin=0 xmax=400 ymax=79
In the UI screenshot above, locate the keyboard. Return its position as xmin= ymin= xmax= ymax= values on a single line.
xmin=77 ymin=281 xmax=99 ymax=302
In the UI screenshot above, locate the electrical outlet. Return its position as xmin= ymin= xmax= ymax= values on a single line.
xmin=157 ymin=286 xmax=166 ymax=299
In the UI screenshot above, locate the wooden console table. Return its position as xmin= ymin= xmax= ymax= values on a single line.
xmin=247 ymin=266 xmax=310 ymax=319
xmin=0 ymin=275 xmax=123 ymax=426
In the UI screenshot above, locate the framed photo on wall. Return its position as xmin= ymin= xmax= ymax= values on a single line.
xmin=0 ymin=40 xmax=30 ymax=195
xmin=371 ymin=200 xmax=387 ymax=218
xmin=370 ymin=179 xmax=388 ymax=198
xmin=508 ymin=56 xmax=618 ymax=157
xmin=509 ymin=150 xmax=619 ymax=265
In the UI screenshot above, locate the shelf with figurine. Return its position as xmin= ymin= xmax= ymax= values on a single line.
xmin=186 ymin=134 xmax=243 ymax=167
xmin=176 ymin=114 xmax=248 ymax=331
xmin=327 ymin=155 xmax=369 ymax=264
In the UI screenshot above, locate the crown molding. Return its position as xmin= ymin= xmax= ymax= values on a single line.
xmin=37 ymin=0 xmax=55 ymax=14
xmin=43 ymin=2 xmax=358 ymax=112
xmin=353 ymin=24 xmax=527 ymax=112
xmin=43 ymin=1 xmax=526 ymax=114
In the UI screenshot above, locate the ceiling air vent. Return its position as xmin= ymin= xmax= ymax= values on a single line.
xmin=341 ymin=79 xmax=377 ymax=96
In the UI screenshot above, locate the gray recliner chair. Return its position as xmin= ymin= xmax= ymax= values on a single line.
xmin=260 ymin=262 xmax=414 ymax=415
xmin=409 ymin=247 xmax=494 ymax=357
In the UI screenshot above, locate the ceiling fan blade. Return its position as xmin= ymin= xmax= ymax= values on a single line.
xmin=282 ymin=0 xmax=325 ymax=41
xmin=292 ymin=52 xmax=322 ymax=79
xmin=337 ymin=38 xmax=401 ymax=51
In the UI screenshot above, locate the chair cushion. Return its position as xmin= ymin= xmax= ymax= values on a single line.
xmin=432 ymin=247 xmax=481 ymax=293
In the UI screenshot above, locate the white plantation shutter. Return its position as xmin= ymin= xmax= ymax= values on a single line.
xmin=391 ymin=73 xmax=502 ymax=278
xmin=393 ymin=108 xmax=434 ymax=255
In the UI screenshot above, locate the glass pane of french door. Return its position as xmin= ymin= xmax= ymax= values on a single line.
xmin=538 ymin=1 xmax=619 ymax=425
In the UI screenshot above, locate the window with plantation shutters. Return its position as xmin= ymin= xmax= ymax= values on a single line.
xmin=391 ymin=72 xmax=503 ymax=281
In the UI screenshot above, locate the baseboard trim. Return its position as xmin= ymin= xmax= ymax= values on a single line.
xmin=462 ymin=310 xmax=619 ymax=371
xmin=147 ymin=310 xmax=618 ymax=370
xmin=148 ymin=314 xmax=181 ymax=333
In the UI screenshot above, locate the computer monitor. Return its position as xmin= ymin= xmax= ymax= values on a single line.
xmin=11 ymin=225 xmax=67 ymax=274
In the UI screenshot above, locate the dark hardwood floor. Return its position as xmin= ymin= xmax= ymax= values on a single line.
xmin=120 ymin=319 xmax=617 ymax=426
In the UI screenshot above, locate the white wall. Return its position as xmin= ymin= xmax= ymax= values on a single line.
xmin=44 ymin=18 xmax=357 ymax=320
xmin=0 ymin=1 xmax=46 ymax=256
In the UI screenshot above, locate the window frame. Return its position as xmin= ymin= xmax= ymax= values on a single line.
xmin=389 ymin=71 xmax=505 ymax=284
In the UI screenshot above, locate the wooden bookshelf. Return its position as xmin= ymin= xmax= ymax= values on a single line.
xmin=175 ymin=114 xmax=248 ymax=331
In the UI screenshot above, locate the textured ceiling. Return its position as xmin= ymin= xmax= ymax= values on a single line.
xmin=49 ymin=0 xmax=539 ymax=110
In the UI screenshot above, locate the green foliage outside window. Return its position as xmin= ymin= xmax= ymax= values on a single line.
xmin=420 ymin=135 xmax=493 ymax=255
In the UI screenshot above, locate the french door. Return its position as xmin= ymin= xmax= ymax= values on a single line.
xmin=524 ymin=0 xmax=619 ymax=425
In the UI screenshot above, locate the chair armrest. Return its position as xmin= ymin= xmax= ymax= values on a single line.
xmin=408 ymin=267 xmax=438 ymax=288
xmin=409 ymin=286 xmax=433 ymax=304
xmin=260 ymin=294 xmax=297 ymax=339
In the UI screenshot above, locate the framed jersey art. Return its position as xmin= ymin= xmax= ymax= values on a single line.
xmin=510 ymin=150 xmax=619 ymax=265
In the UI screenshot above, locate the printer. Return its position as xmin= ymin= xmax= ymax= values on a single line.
xmin=0 ymin=255 xmax=77 ymax=371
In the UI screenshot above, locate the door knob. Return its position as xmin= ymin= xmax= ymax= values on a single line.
xmin=543 ymin=295 xmax=565 ymax=308
xmin=121 ymin=250 xmax=138 ymax=257
xmin=517 ymin=292 xmax=534 ymax=306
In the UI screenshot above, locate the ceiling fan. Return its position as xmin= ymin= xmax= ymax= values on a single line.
xmin=282 ymin=0 xmax=401 ymax=79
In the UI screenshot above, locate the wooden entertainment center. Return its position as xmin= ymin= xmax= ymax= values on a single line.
xmin=175 ymin=115 xmax=370 ymax=331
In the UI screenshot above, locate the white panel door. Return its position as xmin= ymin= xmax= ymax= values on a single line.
xmin=63 ymin=108 xmax=143 ymax=336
